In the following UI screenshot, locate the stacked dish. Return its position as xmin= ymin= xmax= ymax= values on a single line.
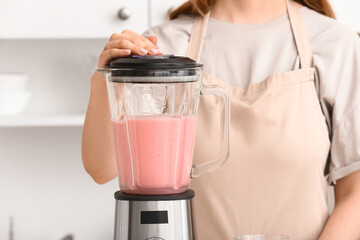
xmin=0 ymin=73 xmax=31 ymax=115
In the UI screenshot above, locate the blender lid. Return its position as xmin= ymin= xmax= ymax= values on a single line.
xmin=109 ymin=55 xmax=202 ymax=69
xmin=102 ymin=55 xmax=203 ymax=81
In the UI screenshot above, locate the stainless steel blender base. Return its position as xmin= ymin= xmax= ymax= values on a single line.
xmin=114 ymin=190 xmax=195 ymax=240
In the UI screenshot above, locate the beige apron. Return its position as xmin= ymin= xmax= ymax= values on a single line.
xmin=187 ymin=1 xmax=331 ymax=239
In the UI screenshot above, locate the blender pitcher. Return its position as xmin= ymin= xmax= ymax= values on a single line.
xmin=98 ymin=55 xmax=230 ymax=195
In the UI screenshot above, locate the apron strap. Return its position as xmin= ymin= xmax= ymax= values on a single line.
xmin=186 ymin=12 xmax=210 ymax=62
xmin=286 ymin=0 xmax=313 ymax=68
xmin=187 ymin=0 xmax=313 ymax=68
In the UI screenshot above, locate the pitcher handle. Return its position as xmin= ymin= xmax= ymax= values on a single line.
xmin=191 ymin=84 xmax=230 ymax=178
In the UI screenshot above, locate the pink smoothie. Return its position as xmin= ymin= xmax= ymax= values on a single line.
xmin=111 ymin=115 xmax=197 ymax=194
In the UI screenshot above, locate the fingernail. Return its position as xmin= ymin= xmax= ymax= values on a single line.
xmin=150 ymin=48 xmax=159 ymax=54
xmin=124 ymin=49 xmax=131 ymax=54
xmin=139 ymin=48 xmax=148 ymax=55
xmin=158 ymin=49 xmax=163 ymax=54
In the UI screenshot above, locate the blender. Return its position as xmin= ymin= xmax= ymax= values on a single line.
xmin=98 ymin=55 xmax=230 ymax=240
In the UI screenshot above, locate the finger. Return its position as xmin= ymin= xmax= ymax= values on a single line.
xmin=129 ymin=37 xmax=160 ymax=55
xmin=122 ymin=30 xmax=161 ymax=54
xmin=104 ymin=38 xmax=130 ymax=50
xmin=107 ymin=37 xmax=159 ymax=55
xmin=122 ymin=29 xmax=156 ymax=46
xmin=109 ymin=30 xmax=149 ymax=44
xmin=98 ymin=48 xmax=131 ymax=68
xmin=109 ymin=30 xmax=161 ymax=55
xmin=146 ymin=36 xmax=162 ymax=54
xmin=147 ymin=36 xmax=157 ymax=45
xmin=105 ymin=35 xmax=156 ymax=51
xmin=109 ymin=32 xmax=122 ymax=41
xmin=105 ymin=39 xmax=149 ymax=56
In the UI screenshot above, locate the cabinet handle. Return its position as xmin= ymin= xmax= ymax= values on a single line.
xmin=118 ymin=7 xmax=132 ymax=20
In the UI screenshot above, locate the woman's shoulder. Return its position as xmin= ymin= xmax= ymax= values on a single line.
xmin=300 ymin=7 xmax=360 ymax=50
xmin=143 ymin=14 xmax=196 ymax=55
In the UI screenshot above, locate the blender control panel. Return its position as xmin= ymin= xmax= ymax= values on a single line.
xmin=141 ymin=211 xmax=168 ymax=224
xmin=116 ymin=198 xmax=193 ymax=239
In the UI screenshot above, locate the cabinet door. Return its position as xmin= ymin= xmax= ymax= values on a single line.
xmin=149 ymin=0 xmax=187 ymax=27
xmin=331 ymin=0 xmax=360 ymax=32
xmin=0 ymin=0 xmax=148 ymax=38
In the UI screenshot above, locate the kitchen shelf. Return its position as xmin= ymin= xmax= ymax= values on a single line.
xmin=0 ymin=114 xmax=85 ymax=127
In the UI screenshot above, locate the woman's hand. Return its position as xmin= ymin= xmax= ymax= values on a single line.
xmin=98 ymin=29 xmax=162 ymax=68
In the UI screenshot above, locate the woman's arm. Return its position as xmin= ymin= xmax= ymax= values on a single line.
xmin=81 ymin=31 xmax=160 ymax=184
xmin=319 ymin=169 xmax=360 ymax=239
xmin=81 ymin=72 xmax=117 ymax=184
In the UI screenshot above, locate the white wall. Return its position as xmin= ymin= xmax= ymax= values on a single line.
xmin=331 ymin=0 xmax=360 ymax=32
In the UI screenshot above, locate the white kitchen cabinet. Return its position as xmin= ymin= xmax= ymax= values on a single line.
xmin=149 ymin=0 xmax=187 ymax=27
xmin=330 ymin=0 xmax=360 ymax=32
xmin=0 ymin=0 xmax=148 ymax=39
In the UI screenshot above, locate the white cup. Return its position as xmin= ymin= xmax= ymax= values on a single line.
xmin=0 ymin=73 xmax=31 ymax=115
xmin=0 ymin=73 xmax=28 ymax=92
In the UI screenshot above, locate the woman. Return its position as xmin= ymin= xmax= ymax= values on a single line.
xmin=82 ymin=0 xmax=360 ymax=239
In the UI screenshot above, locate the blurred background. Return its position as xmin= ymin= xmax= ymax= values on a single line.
xmin=0 ymin=0 xmax=358 ymax=239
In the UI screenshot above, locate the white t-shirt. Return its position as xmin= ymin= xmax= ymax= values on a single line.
xmin=144 ymin=6 xmax=360 ymax=184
